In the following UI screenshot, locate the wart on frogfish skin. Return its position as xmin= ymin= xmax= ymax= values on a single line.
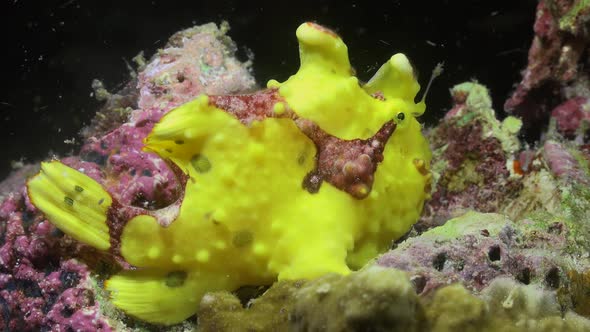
xmin=298 ymin=118 xmax=398 ymax=199
xmin=26 ymin=21 xmax=433 ymax=325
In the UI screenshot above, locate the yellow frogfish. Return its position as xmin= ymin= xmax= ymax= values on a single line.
xmin=26 ymin=22 xmax=432 ymax=325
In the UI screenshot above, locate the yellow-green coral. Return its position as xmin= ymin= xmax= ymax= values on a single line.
xmin=27 ymin=22 xmax=431 ymax=325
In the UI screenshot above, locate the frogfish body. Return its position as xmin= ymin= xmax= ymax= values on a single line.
xmin=27 ymin=22 xmax=432 ymax=325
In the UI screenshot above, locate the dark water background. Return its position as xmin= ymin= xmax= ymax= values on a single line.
xmin=1 ymin=0 xmax=536 ymax=179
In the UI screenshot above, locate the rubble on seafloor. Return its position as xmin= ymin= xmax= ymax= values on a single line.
xmin=2 ymin=1 xmax=590 ymax=330
xmin=198 ymin=267 xmax=590 ymax=332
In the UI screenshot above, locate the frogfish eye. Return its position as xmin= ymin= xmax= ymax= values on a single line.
xmin=396 ymin=112 xmax=405 ymax=121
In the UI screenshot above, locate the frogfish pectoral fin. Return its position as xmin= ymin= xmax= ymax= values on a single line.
xmin=26 ymin=160 xmax=112 ymax=250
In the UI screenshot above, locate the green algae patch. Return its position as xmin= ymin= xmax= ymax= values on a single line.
xmin=449 ymin=82 xmax=521 ymax=154
xmin=559 ymin=0 xmax=590 ymax=34
xmin=424 ymin=211 xmax=510 ymax=239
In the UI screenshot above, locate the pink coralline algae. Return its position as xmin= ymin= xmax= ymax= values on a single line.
xmin=551 ymin=97 xmax=590 ymax=136
xmin=0 ymin=193 xmax=112 ymax=331
xmin=417 ymin=82 xmax=522 ymax=231
xmin=505 ymin=0 xmax=590 ymax=124
xmin=137 ymin=22 xmax=256 ymax=111
xmin=0 ymin=22 xmax=256 ymax=331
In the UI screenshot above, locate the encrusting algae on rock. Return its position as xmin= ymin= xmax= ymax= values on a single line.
xmin=26 ymin=22 xmax=432 ymax=325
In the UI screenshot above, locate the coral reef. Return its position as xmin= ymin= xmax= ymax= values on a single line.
xmin=137 ymin=22 xmax=256 ymax=111
xmin=2 ymin=2 xmax=590 ymax=329
xmin=0 ymin=193 xmax=113 ymax=331
xmin=505 ymin=0 xmax=590 ymax=128
xmin=380 ymin=212 xmax=572 ymax=293
xmin=80 ymin=79 xmax=138 ymax=140
xmin=418 ymin=82 xmax=522 ymax=231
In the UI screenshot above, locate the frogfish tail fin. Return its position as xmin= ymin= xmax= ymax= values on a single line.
xmin=105 ymin=269 xmax=235 ymax=325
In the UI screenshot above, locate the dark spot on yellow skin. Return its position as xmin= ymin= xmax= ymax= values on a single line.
xmin=74 ymin=185 xmax=84 ymax=193
xmin=232 ymin=230 xmax=253 ymax=248
xmin=64 ymin=196 xmax=74 ymax=206
xmin=297 ymin=153 xmax=306 ymax=165
xmin=165 ymin=271 xmax=187 ymax=288
xmin=191 ymin=154 xmax=211 ymax=173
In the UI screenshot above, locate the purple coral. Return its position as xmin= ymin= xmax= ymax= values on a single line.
xmin=0 ymin=193 xmax=112 ymax=331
